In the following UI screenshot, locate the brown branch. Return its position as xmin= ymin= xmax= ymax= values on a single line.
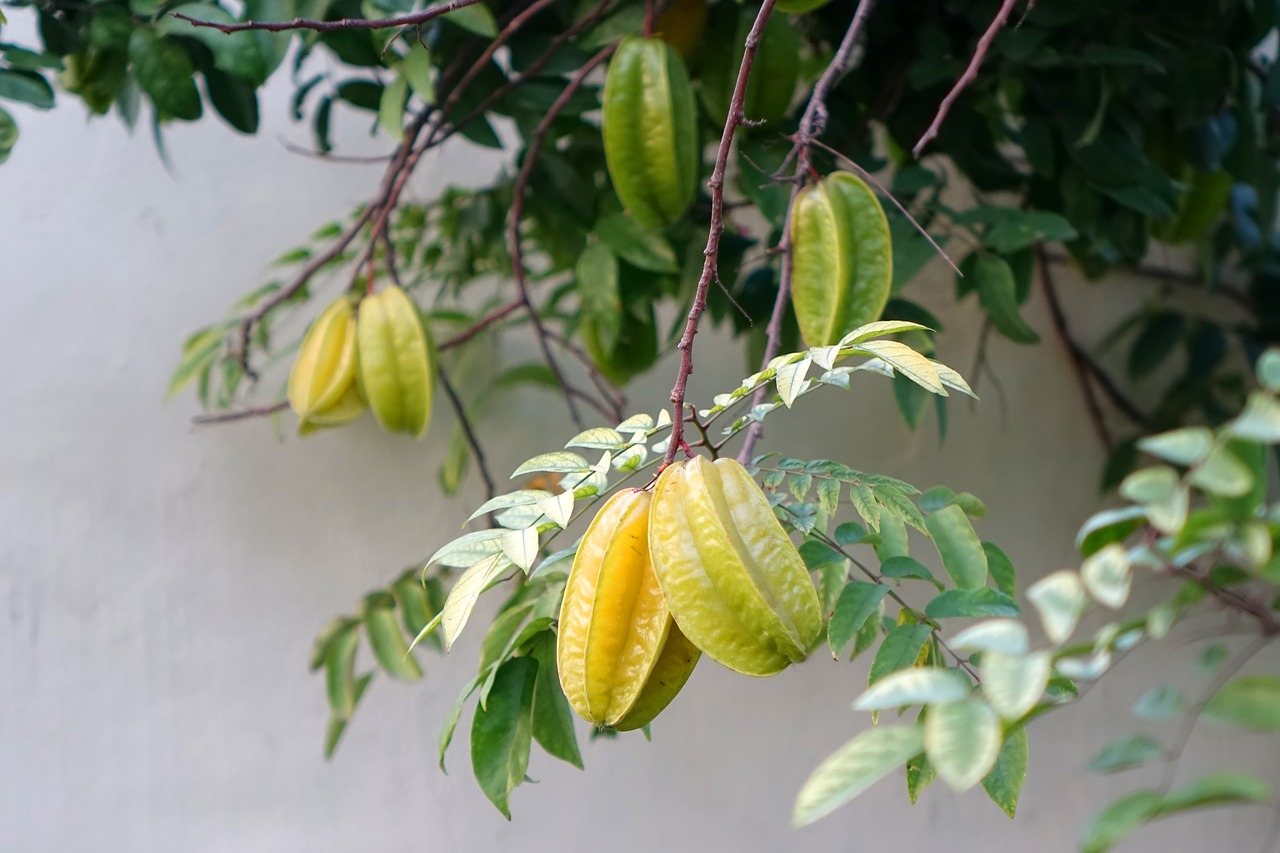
xmin=506 ymin=44 xmax=617 ymax=431
xmin=436 ymin=367 xmax=497 ymax=500
xmin=736 ymin=0 xmax=879 ymax=463
xmin=1176 ymin=567 xmax=1280 ymax=638
xmin=437 ymin=300 xmax=526 ymax=351
xmin=171 ymin=0 xmax=480 ymax=33
xmin=546 ymin=332 xmax=627 ymax=424
xmin=192 ymin=401 xmax=288 ymax=425
xmin=1037 ymin=244 xmax=1152 ymax=440
xmin=912 ymin=0 xmax=1020 ymax=157
xmin=666 ymin=0 xmax=780 ymax=465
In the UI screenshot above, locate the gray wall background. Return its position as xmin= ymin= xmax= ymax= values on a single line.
xmin=2 ymin=52 xmax=1278 ymax=853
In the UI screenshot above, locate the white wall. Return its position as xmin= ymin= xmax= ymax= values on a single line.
xmin=2 ymin=61 xmax=1277 ymax=853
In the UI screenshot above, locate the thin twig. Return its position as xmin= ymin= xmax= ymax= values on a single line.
xmin=436 ymin=367 xmax=496 ymax=500
xmin=437 ymin=300 xmax=526 ymax=351
xmin=172 ymin=0 xmax=480 ymax=33
xmin=546 ymin=332 xmax=627 ymax=423
xmin=192 ymin=400 xmax=289 ymax=425
xmin=666 ymin=0 xmax=780 ymax=465
xmin=1037 ymin=244 xmax=1149 ymax=443
xmin=912 ymin=0 xmax=1021 ymax=157
xmin=737 ymin=0 xmax=879 ymax=463
xmin=1158 ymin=635 xmax=1271 ymax=793
xmin=507 ymin=45 xmax=617 ymax=430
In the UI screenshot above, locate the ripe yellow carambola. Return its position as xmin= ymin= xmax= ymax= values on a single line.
xmin=557 ymin=488 xmax=700 ymax=730
xmin=790 ymin=171 xmax=893 ymax=348
xmin=288 ymin=294 xmax=366 ymax=435
xmin=601 ymin=37 xmax=699 ymax=228
xmin=649 ymin=457 xmax=822 ymax=677
xmin=355 ymin=285 xmax=435 ymax=438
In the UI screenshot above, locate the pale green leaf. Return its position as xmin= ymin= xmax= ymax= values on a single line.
xmin=839 ymin=320 xmax=930 ymax=346
xmin=500 ymin=527 xmax=539 ymax=572
xmin=565 ymin=427 xmax=625 ymax=450
xmin=949 ymin=619 xmax=1029 ymax=655
xmin=1080 ymin=543 xmax=1132 ymax=609
xmin=1120 ymin=465 xmax=1179 ymax=503
xmin=1256 ymin=350 xmax=1280 ymax=391
xmin=1027 ymin=570 xmax=1087 ymax=644
xmin=925 ymin=700 xmax=1002 ymax=791
xmin=980 ymin=651 xmax=1051 ymax=719
xmin=1204 ymin=675 xmax=1280 ymax=731
xmin=855 ymin=339 xmax=946 ymax=395
xmin=1188 ymin=444 xmax=1254 ymax=497
xmin=792 ymin=726 xmax=925 ymax=826
xmin=511 ymin=451 xmax=590 ymax=478
xmin=538 ymin=491 xmax=574 ymax=528
xmin=854 ymin=667 xmax=972 ymax=710
xmin=776 ymin=356 xmax=812 ymax=408
xmin=1137 ymin=427 xmax=1213 ymax=465
xmin=427 ymin=529 xmax=504 ymax=568
xmin=1089 ymin=735 xmax=1164 ymax=774
xmin=468 ymin=490 xmax=554 ymax=523
xmin=442 ymin=554 xmax=511 ymax=651
xmin=1228 ymin=392 xmax=1280 ymax=442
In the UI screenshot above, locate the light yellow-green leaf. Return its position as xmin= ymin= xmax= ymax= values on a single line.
xmin=949 ymin=619 xmax=1029 ymax=655
xmin=428 ymin=529 xmax=504 ymax=568
xmin=442 ymin=554 xmax=512 ymax=651
xmin=776 ymin=356 xmax=812 ymax=408
xmin=565 ymin=427 xmax=625 ymax=449
xmin=925 ymin=700 xmax=1002 ymax=791
xmin=853 ymin=668 xmax=972 ymax=711
xmin=981 ymin=651 xmax=1050 ymax=719
xmin=854 ymin=339 xmax=945 ymax=395
xmin=1080 ymin=543 xmax=1132 ymax=609
xmin=500 ymin=527 xmax=539 ymax=572
xmin=511 ymin=451 xmax=590 ymax=478
xmin=793 ymin=726 xmax=925 ymax=826
xmin=1027 ymin=570 xmax=1087 ymax=645
xmin=1137 ymin=427 xmax=1213 ymax=465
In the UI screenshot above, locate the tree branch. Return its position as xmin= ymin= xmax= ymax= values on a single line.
xmin=912 ymin=0 xmax=1020 ymax=157
xmin=171 ymin=0 xmax=481 ymax=33
xmin=192 ymin=401 xmax=288 ymax=425
xmin=737 ymin=0 xmax=879 ymax=463
xmin=506 ymin=44 xmax=617 ymax=430
xmin=436 ymin=366 xmax=496 ymax=500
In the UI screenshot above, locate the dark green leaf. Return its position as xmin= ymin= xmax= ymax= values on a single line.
xmin=880 ymin=555 xmax=940 ymax=586
xmin=336 ymin=79 xmax=382 ymax=112
xmin=983 ymin=542 xmax=1017 ymax=597
xmin=529 ymin=634 xmax=583 ymax=769
xmin=205 ymin=68 xmax=259 ymax=134
xmin=829 ymin=582 xmax=889 ymax=659
xmin=470 ymin=657 xmax=537 ymax=819
xmin=974 ymin=253 xmax=1039 ymax=344
xmin=0 ymin=69 xmax=54 ymax=109
xmin=163 ymin=4 xmax=268 ymax=84
xmin=925 ymin=588 xmax=1020 ymax=619
xmin=594 ymin=213 xmax=679 ymax=273
xmin=1128 ymin=313 xmax=1184 ymax=381
xmin=982 ymin=726 xmax=1028 ymax=818
xmin=1088 ymin=735 xmax=1164 ymax=774
xmin=129 ymin=30 xmax=201 ymax=120
xmin=868 ymin=624 xmax=933 ymax=685
xmin=362 ymin=594 xmax=422 ymax=681
xmin=0 ymin=106 xmax=17 ymax=165
xmin=324 ymin=673 xmax=373 ymax=759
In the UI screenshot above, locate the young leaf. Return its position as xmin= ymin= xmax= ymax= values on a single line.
xmin=1080 ymin=543 xmax=1132 ymax=609
xmin=949 ymin=619 xmax=1029 ymax=655
xmin=982 ymin=726 xmax=1028 ymax=818
xmin=1027 ymin=570 xmax=1087 ymax=644
xmin=853 ymin=667 xmax=971 ymax=710
xmin=980 ymin=651 xmax=1050 ymax=719
xmin=1228 ymin=392 xmax=1280 ymax=442
xmin=442 ymin=554 xmax=512 ymax=651
xmin=1137 ymin=427 xmax=1213 ymax=466
xmin=470 ymin=657 xmax=537 ymax=819
xmin=925 ymin=504 xmax=989 ymax=589
xmin=925 ymin=700 xmax=1002 ymax=791
xmin=324 ymin=623 xmax=360 ymax=719
xmin=792 ymin=726 xmax=925 ymax=826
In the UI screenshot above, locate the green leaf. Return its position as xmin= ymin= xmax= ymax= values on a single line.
xmin=377 ymin=75 xmax=407 ymax=142
xmin=1076 ymin=506 xmax=1147 ymax=557
xmin=163 ymin=4 xmax=267 ymax=84
xmin=324 ymin=673 xmax=373 ymax=759
xmin=982 ymin=726 xmax=1028 ymax=818
xmin=1204 ymin=675 xmax=1280 ymax=731
xmin=529 ymin=634 xmax=583 ymax=769
xmin=511 ymin=451 xmax=590 ymax=478
xmin=401 ymin=41 xmax=433 ymax=102
xmin=1138 ymin=427 xmax=1213 ymax=466
xmin=324 ymin=622 xmax=360 ymax=719
xmin=1161 ymin=772 xmax=1271 ymax=813
xmin=980 ymin=651 xmax=1050 ymax=719
xmin=1088 ymin=735 xmax=1164 ymax=774
xmin=0 ymin=105 xmax=17 ymax=165
xmin=594 ymin=212 xmax=680 ymax=273
xmin=925 ymin=588 xmax=1019 ymax=619
xmin=167 ymin=326 xmax=226 ymax=397
xmin=828 ymin=582 xmax=888 ymax=658
xmin=1128 ymin=313 xmax=1184 ymax=380
xmin=906 ymin=750 xmax=937 ymax=804
xmin=854 ymin=340 xmax=946 ymax=395
xmin=974 ymin=254 xmax=1039 ymax=344
xmin=982 ymin=210 xmax=1077 ymax=254
xmin=362 ymin=594 xmax=422 ymax=681
xmin=1256 ymin=350 xmax=1280 ymax=392
xmin=1228 ymin=392 xmax=1280 ymax=442
xmin=868 ymin=624 xmax=933 ymax=685
xmin=470 ymin=657 xmax=537 ymax=819
xmin=0 ymin=69 xmax=54 ymax=109
xmin=427 ymin=529 xmax=505 ymax=568
xmin=478 ymin=602 xmax=534 ymax=676
xmin=792 ymin=726 xmax=925 ymax=826
xmin=925 ymin=700 xmax=1002 ymax=791
xmin=205 ymin=68 xmax=259 ymax=134
xmin=925 ymin=504 xmax=989 ymax=589
xmin=1133 ymin=684 xmax=1184 ymax=720
xmin=983 ymin=542 xmax=1017 ymax=597
xmin=129 ymin=30 xmax=201 ymax=120
xmin=853 ymin=667 xmax=972 ymax=710
xmin=1080 ymin=791 xmax=1164 ymax=853
xmin=439 ymin=676 xmax=480 ymax=772
xmin=1027 ymin=570 xmax=1087 ymax=644
xmin=441 ymin=554 xmax=512 ymax=651
xmin=444 ymin=3 xmax=497 ymax=36
xmin=880 ymin=555 xmax=940 ymax=586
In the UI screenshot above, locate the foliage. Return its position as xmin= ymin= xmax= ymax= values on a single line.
xmin=7 ymin=0 xmax=1280 ymax=844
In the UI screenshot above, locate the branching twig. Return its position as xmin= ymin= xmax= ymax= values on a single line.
xmin=437 ymin=367 xmax=496 ymax=500
xmin=437 ymin=300 xmax=526 ymax=351
xmin=506 ymin=45 xmax=617 ymax=430
xmin=172 ymin=0 xmax=480 ymax=33
xmin=737 ymin=0 xmax=879 ymax=463
xmin=912 ymin=0 xmax=1021 ymax=157
xmin=1037 ymin=244 xmax=1151 ymax=444
xmin=192 ymin=401 xmax=289 ymax=425
xmin=666 ymin=0 xmax=780 ymax=465
xmin=546 ymin=332 xmax=627 ymax=423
